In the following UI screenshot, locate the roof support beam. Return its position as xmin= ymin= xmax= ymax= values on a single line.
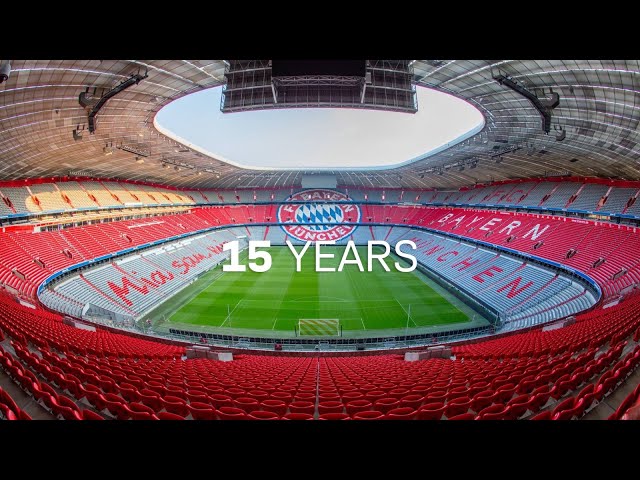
xmin=83 ymin=72 xmax=148 ymax=133
xmin=493 ymin=73 xmax=559 ymax=134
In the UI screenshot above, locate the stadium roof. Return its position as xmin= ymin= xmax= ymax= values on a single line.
xmin=0 ymin=59 xmax=638 ymax=190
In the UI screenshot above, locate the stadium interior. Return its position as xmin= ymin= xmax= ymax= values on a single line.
xmin=1 ymin=59 xmax=640 ymax=421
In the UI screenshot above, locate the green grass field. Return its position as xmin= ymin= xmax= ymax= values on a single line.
xmin=152 ymin=246 xmax=474 ymax=336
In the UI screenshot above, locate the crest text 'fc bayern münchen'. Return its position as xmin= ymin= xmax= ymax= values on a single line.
xmin=277 ymin=189 xmax=361 ymax=242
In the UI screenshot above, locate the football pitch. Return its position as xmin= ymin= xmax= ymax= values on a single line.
xmin=151 ymin=246 xmax=478 ymax=336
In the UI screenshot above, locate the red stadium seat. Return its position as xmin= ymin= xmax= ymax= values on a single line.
xmin=507 ymin=395 xmax=533 ymax=419
xmin=621 ymin=404 xmax=640 ymax=421
xmin=568 ymin=397 xmax=589 ymax=419
xmin=129 ymin=402 xmax=159 ymax=420
xmin=293 ymin=392 xmax=316 ymax=403
xmin=318 ymin=413 xmax=350 ymax=420
xmin=101 ymin=392 xmax=127 ymax=418
xmin=260 ymin=399 xmax=288 ymax=416
xmin=157 ymin=411 xmax=186 ymax=420
xmin=209 ymin=394 xmax=235 ymax=409
xmin=592 ymin=383 xmax=607 ymax=403
xmin=31 ymin=381 xmax=51 ymax=406
xmin=318 ymin=401 xmax=344 ymax=415
xmin=345 ymin=399 xmax=373 ymax=416
xmin=233 ymin=396 xmax=261 ymax=413
xmin=352 ymin=410 xmax=384 ymax=420
xmin=551 ymin=397 xmax=577 ymax=420
xmin=530 ymin=410 xmax=552 ymax=420
xmin=283 ymin=413 xmax=315 ymax=420
xmin=388 ymin=388 xmax=410 ymax=398
xmin=216 ymin=406 xmax=248 ymax=420
xmin=477 ymin=404 xmax=511 ymax=421
xmin=447 ymin=413 xmax=476 ymax=421
xmin=424 ymin=391 xmax=447 ymax=404
xmin=318 ymin=392 xmax=341 ymax=403
xmin=80 ymin=384 xmax=105 ymax=412
xmin=137 ymin=389 xmax=164 ymax=412
xmin=247 ymin=410 xmax=280 ymax=420
xmin=0 ymin=405 xmax=18 ymax=420
xmin=364 ymin=390 xmax=386 ymax=403
xmin=288 ymin=401 xmax=315 ymax=415
xmin=528 ymin=386 xmax=551 ymax=412
xmin=385 ymin=407 xmax=417 ymax=420
xmin=187 ymin=401 xmax=218 ymax=420
xmin=163 ymin=396 xmax=190 ymax=417
xmin=495 ymin=383 xmax=517 ymax=403
xmin=115 ymin=383 xmax=139 ymax=403
xmin=516 ymin=376 xmax=538 ymax=395
xmin=81 ymin=409 xmax=105 ymax=420
xmin=374 ymin=397 xmax=400 ymax=414
xmin=186 ymin=390 xmax=209 ymax=404
xmin=247 ymin=390 xmax=269 ymax=402
xmin=270 ymin=391 xmax=293 ymax=405
xmin=50 ymin=396 xmax=83 ymax=421
xmin=417 ymin=402 xmax=446 ymax=420
xmin=471 ymin=390 xmax=495 ymax=413
xmin=444 ymin=396 xmax=472 ymax=418
xmin=399 ymin=394 xmax=424 ymax=410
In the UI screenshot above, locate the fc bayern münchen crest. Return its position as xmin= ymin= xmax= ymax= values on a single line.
xmin=277 ymin=189 xmax=361 ymax=242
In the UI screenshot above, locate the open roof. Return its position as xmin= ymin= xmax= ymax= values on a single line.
xmin=0 ymin=60 xmax=638 ymax=189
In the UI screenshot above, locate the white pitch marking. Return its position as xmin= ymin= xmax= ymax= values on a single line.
xmin=395 ymin=298 xmax=416 ymax=327
xmin=220 ymin=299 xmax=242 ymax=327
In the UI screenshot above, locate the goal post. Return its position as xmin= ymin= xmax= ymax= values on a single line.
xmin=298 ymin=318 xmax=341 ymax=336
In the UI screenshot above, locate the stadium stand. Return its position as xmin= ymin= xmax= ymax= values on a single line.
xmin=0 ymin=186 xmax=34 ymax=214
xmin=3 ymin=178 xmax=640 ymax=221
xmin=58 ymin=182 xmax=100 ymax=209
xmin=27 ymin=184 xmax=70 ymax=212
xmin=40 ymin=225 xmax=595 ymax=329
xmin=610 ymin=381 xmax=640 ymax=420
xmin=391 ymin=228 xmax=594 ymax=329
xmin=0 ymin=196 xmax=637 ymax=421
xmin=570 ymin=184 xmax=610 ymax=212
xmin=340 ymin=179 xmax=640 ymax=220
xmin=44 ymin=230 xmax=237 ymax=318
xmin=602 ymin=188 xmax=638 ymax=215
xmin=1 ymin=203 xmax=638 ymax=308
xmin=0 ymin=289 xmax=638 ymax=420
xmin=80 ymin=182 xmax=121 ymax=208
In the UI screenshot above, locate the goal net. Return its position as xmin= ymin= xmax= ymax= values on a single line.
xmin=298 ymin=318 xmax=340 ymax=336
